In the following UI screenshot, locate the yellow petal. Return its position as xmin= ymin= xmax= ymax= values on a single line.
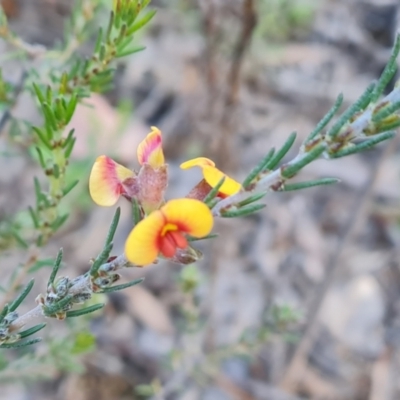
xmin=125 ymin=210 xmax=165 ymax=266
xmin=180 ymin=157 xmax=241 ymax=196
xmin=161 ymin=198 xmax=213 ymax=237
xmin=202 ymin=166 xmax=241 ymax=196
xmin=137 ymin=126 xmax=165 ymax=168
xmin=180 ymin=157 xmax=215 ymax=169
xmin=89 ymin=155 xmax=134 ymax=206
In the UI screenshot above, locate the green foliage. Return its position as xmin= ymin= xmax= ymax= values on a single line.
xmin=90 ymin=207 xmax=121 ymax=276
xmin=0 ymin=0 xmax=155 ymax=353
xmin=179 ymin=264 xmax=201 ymax=294
xmin=255 ymin=0 xmax=315 ymax=42
xmin=70 ymin=331 xmax=96 ymax=354
xmin=212 ymin=32 xmax=400 ymax=217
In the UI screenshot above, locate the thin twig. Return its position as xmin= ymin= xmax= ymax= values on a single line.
xmin=223 ymin=0 xmax=257 ymax=111
xmin=217 ymin=0 xmax=257 ymax=170
xmin=8 ymin=253 xmax=134 ymax=331
xmin=200 ymin=0 xmax=218 ymax=116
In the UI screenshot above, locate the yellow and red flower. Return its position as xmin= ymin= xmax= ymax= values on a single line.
xmin=89 ymin=126 xmax=167 ymax=212
xmin=137 ymin=126 xmax=165 ymax=168
xmin=125 ymin=198 xmax=213 ymax=266
xmin=180 ymin=157 xmax=241 ymax=197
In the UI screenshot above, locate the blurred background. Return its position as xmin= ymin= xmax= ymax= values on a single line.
xmin=2 ymin=0 xmax=400 ymax=399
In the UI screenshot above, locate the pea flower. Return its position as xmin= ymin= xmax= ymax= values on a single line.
xmin=180 ymin=157 xmax=241 ymax=197
xmin=125 ymin=198 xmax=213 ymax=266
xmin=89 ymin=126 xmax=167 ymax=213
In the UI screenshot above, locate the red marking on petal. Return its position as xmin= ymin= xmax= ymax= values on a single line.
xmin=159 ymin=234 xmax=176 ymax=258
xmin=158 ymin=230 xmax=188 ymax=258
xmin=137 ymin=127 xmax=165 ymax=168
xmin=169 ymin=230 xmax=188 ymax=249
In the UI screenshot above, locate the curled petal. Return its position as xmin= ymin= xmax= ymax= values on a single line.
xmin=180 ymin=157 xmax=215 ymax=169
xmin=180 ymin=157 xmax=241 ymax=196
xmin=137 ymin=126 xmax=165 ymax=168
xmin=89 ymin=155 xmax=134 ymax=206
xmin=161 ymin=199 xmax=213 ymax=237
xmin=125 ymin=210 xmax=165 ymax=266
xmin=202 ymin=166 xmax=241 ymax=196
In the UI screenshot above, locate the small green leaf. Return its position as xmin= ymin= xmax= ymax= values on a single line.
xmin=327 ymin=82 xmax=375 ymax=138
xmin=94 ymin=29 xmax=103 ymax=56
xmin=204 ymin=177 xmax=225 ymax=206
xmin=42 ymin=102 xmax=57 ymax=131
xmin=116 ymin=45 xmax=146 ymax=58
xmin=54 ymin=98 xmax=65 ymax=122
xmin=59 ymin=72 xmax=69 ymax=94
xmin=207 ymin=198 xmax=219 ymax=210
xmin=64 ymin=136 xmax=76 ymax=158
xmin=48 ymin=248 xmax=63 ymax=287
xmin=0 ymin=338 xmax=41 ymax=349
xmin=45 ymin=86 xmax=52 ymax=105
xmin=66 ymin=303 xmax=104 ymax=318
xmin=305 ymin=93 xmax=343 ymax=142
xmin=50 ymin=213 xmax=69 ymax=231
xmin=281 ymin=143 xmax=326 ymax=178
xmin=18 ymin=323 xmax=46 ymax=339
xmin=371 ymin=34 xmax=400 ymax=102
xmin=377 ymin=118 xmax=400 ymax=132
xmin=105 ymin=207 xmax=120 ymax=247
xmin=106 ymin=11 xmax=115 ymax=41
xmin=65 ymin=95 xmax=78 ymax=124
xmin=69 ymin=59 xmax=81 ymax=79
xmin=62 ymin=129 xmax=75 ymax=148
xmin=9 ymin=279 xmax=34 ymax=312
xmin=90 ymin=242 xmax=114 ymax=276
xmin=32 ymin=83 xmax=45 ymax=104
xmin=98 ymin=278 xmax=144 ymax=293
xmin=99 ymin=43 xmax=106 ymax=61
xmin=36 ymin=147 xmax=46 ymax=169
xmin=32 ymin=127 xmax=52 ymax=149
xmin=265 ymin=132 xmax=297 ymax=170
xmin=187 ymin=233 xmax=219 ymax=242
xmin=372 ymin=100 xmax=400 ymax=123
xmin=132 ymin=198 xmax=142 ymax=226
xmin=221 ymin=204 xmax=266 ymax=218
xmin=0 ymin=305 xmax=9 ymax=324
xmin=330 ymin=131 xmax=395 ymax=158
xmin=242 ymin=148 xmax=275 ymax=188
xmin=282 ymin=178 xmax=340 ymax=191
xmin=28 ymin=206 xmax=39 ymax=229
xmin=126 ymin=10 xmax=156 ymax=35
xmin=237 ymin=192 xmax=267 ymax=207
xmin=10 ymin=230 xmax=28 ymax=249
xmin=62 ymin=179 xmax=79 ymax=197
